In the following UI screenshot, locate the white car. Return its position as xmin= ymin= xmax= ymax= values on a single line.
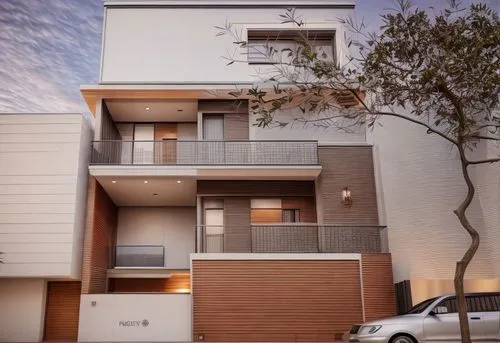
xmin=349 ymin=292 xmax=500 ymax=343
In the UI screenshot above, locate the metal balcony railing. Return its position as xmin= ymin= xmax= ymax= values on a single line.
xmin=198 ymin=225 xmax=385 ymax=253
xmin=113 ymin=245 xmax=164 ymax=268
xmin=90 ymin=140 xmax=318 ymax=165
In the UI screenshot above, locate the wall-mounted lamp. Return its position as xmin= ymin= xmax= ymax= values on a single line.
xmin=342 ymin=187 xmax=353 ymax=207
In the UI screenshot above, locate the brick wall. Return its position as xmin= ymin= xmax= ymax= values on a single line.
xmin=318 ymin=146 xmax=379 ymax=225
xmin=81 ymin=177 xmax=118 ymax=294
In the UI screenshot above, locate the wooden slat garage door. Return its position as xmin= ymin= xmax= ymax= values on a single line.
xmin=43 ymin=281 xmax=81 ymax=342
xmin=192 ymin=260 xmax=363 ymax=342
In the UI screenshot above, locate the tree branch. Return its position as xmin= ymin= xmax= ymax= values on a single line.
xmin=470 ymin=135 xmax=500 ymax=141
xmin=376 ymin=111 xmax=459 ymax=146
xmin=467 ymin=158 xmax=500 ymax=165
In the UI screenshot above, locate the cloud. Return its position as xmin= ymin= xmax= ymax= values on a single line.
xmin=0 ymin=0 xmax=102 ymax=114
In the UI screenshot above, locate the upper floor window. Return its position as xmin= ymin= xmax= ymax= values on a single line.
xmin=247 ymin=30 xmax=335 ymax=65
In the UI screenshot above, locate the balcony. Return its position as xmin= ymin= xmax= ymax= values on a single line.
xmin=198 ymin=225 xmax=385 ymax=253
xmin=91 ymin=140 xmax=318 ymax=165
xmin=112 ymin=245 xmax=165 ymax=268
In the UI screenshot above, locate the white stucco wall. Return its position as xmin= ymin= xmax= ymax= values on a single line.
xmin=116 ymin=207 xmax=196 ymax=269
xmin=468 ymin=139 xmax=500 ymax=278
xmin=78 ymin=294 xmax=192 ymax=342
xmin=367 ymin=115 xmax=500 ymax=282
xmin=0 ymin=279 xmax=46 ymax=342
xmin=101 ymin=6 xmax=353 ymax=83
xmin=0 ymin=114 xmax=92 ymax=278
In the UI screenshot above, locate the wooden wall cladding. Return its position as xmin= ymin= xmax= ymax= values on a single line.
xmin=282 ymin=197 xmax=317 ymax=222
xmin=81 ymin=177 xmax=118 ymax=294
xmin=198 ymin=100 xmax=248 ymax=113
xmin=251 ymin=209 xmax=282 ymax=223
xmin=197 ymin=180 xmax=315 ymax=196
xmin=192 ymin=260 xmax=363 ymax=342
xmin=224 ymin=113 xmax=249 ymax=140
xmin=109 ymin=273 xmax=190 ymax=293
xmin=361 ymin=253 xmax=397 ymax=321
xmin=246 ymin=197 xmax=317 ymax=224
xmin=223 ymin=198 xmax=251 ymax=252
xmin=43 ymin=281 xmax=81 ymax=342
xmin=317 ymin=146 xmax=379 ymax=225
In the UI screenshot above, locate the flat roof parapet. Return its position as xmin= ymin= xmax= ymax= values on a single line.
xmin=103 ymin=0 xmax=355 ymax=8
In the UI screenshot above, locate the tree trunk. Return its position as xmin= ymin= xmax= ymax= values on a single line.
xmin=454 ymin=147 xmax=480 ymax=343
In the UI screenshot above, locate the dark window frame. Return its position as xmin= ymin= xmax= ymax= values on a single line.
xmin=246 ymin=29 xmax=336 ymax=65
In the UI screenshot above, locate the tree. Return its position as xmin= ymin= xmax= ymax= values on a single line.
xmin=217 ymin=1 xmax=500 ymax=342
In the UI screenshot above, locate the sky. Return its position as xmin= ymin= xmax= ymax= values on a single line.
xmin=0 ymin=0 xmax=498 ymax=115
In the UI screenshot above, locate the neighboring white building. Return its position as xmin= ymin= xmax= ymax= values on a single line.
xmin=0 ymin=114 xmax=92 ymax=342
xmin=367 ymin=114 xmax=500 ymax=304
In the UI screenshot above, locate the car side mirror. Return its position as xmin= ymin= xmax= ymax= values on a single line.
xmin=431 ymin=306 xmax=448 ymax=315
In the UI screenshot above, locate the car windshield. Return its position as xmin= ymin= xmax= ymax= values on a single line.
xmin=406 ymin=297 xmax=439 ymax=314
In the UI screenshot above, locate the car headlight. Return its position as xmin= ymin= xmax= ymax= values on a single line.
xmin=360 ymin=325 xmax=382 ymax=334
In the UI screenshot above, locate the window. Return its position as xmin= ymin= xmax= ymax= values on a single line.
xmin=251 ymin=198 xmax=282 ymax=223
xmin=202 ymin=115 xmax=224 ymax=140
xmin=247 ymin=30 xmax=335 ymax=64
xmin=250 ymin=199 xmax=302 ymax=223
xmin=437 ymin=297 xmax=458 ymax=313
xmin=406 ymin=297 xmax=439 ymax=314
xmin=282 ymin=209 xmax=300 ymax=223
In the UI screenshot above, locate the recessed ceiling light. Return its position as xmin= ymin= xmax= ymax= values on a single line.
xmin=112 ymin=180 xmax=117 ymax=184
xmin=176 ymin=180 xmax=182 ymax=184
xmin=145 ymin=106 xmax=151 ymax=111
xmin=144 ymin=180 xmax=149 ymax=184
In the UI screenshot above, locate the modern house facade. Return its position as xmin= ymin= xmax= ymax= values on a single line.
xmin=76 ymin=0 xmax=396 ymax=341
xmin=1 ymin=0 xmax=500 ymax=342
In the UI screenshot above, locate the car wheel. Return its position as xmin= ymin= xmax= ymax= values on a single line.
xmin=389 ymin=334 xmax=417 ymax=343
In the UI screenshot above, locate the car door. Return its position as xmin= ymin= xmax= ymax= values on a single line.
xmin=423 ymin=296 xmax=484 ymax=342
xmin=468 ymin=294 xmax=500 ymax=341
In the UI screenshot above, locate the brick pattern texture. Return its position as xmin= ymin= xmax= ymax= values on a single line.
xmin=318 ymin=146 xmax=379 ymax=225
xmin=81 ymin=177 xmax=118 ymax=294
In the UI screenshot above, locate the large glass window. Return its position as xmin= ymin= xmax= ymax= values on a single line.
xmin=247 ymin=30 xmax=335 ymax=64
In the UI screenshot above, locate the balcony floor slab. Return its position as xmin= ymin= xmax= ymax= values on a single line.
xmin=107 ymin=268 xmax=189 ymax=279
xmin=89 ymin=165 xmax=321 ymax=179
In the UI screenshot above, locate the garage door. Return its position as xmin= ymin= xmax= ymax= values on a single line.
xmin=43 ymin=281 xmax=81 ymax=342
xmin=192 ymin=260 xmax=363 ymax=342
